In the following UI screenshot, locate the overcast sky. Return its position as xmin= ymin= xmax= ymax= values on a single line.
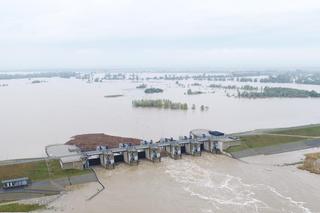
xmin=1 ymin=0 xmax=320 ymax=70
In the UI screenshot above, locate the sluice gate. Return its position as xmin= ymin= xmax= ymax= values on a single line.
xmin=165 ymin=142 xmax=182 ymax=160
xmin=81 ymin=132 xmax=239 ymax=170
xmin=123 ymin=148 xmax=139 ymax=166
xmin=55 ymin=129 xmax=240 ymax=170
xmin=145 ymin=145 xmax=161 ymax=162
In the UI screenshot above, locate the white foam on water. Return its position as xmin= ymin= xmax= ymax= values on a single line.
xmin=266 ymin=186 xmax=312 ymax=213
xmin=165 ymin=158 xmax=312 ymax=213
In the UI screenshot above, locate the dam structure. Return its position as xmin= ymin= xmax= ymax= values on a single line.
xmin=46 ymin=129 xmax=240 ymax=170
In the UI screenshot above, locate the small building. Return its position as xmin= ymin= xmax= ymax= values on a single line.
xmin=123 ymin=148 xmax=139 ymax=165
xmin=1 ymin=177 xmax=30 ymax=189
xmin=190 ymin=129 xmax=211 ymax=139
xmin=46 ymin=144 xmax=81 ymax=158
xmin=190 ymin=129 xmax=240 ymax=153
xmin=185 ymin=141 xmax=201 ymax=156
xmin=60 ymin=155 xmax=85 ymax=170
xmin=100 ymin=151 xmax=115 ymax=169
xmin=165 ymin=143 xmax=182 ymax=160
xmin=208 ymin=130 xmax=224 ymax=137
xmin=145 ymin=145 xmax=161 ymax=162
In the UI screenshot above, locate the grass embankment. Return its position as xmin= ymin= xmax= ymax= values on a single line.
xmin=104 ymin=94 xmax=124 ymax=98
xmin=0 ymin=203 xmax=44 ymax=212
xmin=299 ymin=152 xmax=320 ymax=174
xmin=227 ymin=125 xmax=320 ymax=153
xmin=226 ymin=135 xmax=303 ymax=152
xmin=0 ymin=160 xmax=90 ymax=182
xmin=270 ymin=124 xmax=320 ymax=137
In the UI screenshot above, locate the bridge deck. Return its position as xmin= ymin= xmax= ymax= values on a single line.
xmin=84 ymin=136 xmax=236 ymax=157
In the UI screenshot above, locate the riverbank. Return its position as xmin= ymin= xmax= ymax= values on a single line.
xmin=227 ymin=124 xmax=320 ymax=158
xmin=0 ymin=160 xmax=96 ymax=204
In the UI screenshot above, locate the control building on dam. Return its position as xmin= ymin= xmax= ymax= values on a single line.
xmin=45 ymin=129 xmax=240 ymax=170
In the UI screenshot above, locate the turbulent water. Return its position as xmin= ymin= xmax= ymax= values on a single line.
xmin=1 ymin=74 xmax=320 ymax=160
xmin=165 ymin=157 xmax=311 ymax=212
xmin=38 ymin=153 xmax=320 ymax=213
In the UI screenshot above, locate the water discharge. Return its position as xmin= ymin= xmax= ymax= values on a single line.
xmin=42 ymin=154 xmax=320 ymax=213
xmin=165 ymin=158 xmax=311 ymax=212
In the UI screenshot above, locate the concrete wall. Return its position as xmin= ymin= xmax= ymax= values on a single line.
xmin=60 ymin=161 xmax=84 ymax=170
xmin=221 ymin=141 xmax=241 ymax=150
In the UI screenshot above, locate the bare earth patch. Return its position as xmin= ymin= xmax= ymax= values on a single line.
xmin=66 ymin=134 xmax=141 ymax=151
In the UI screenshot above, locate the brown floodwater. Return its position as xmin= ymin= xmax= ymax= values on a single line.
xmin=1 ymin=75 xmax=320 ymax=160
xmin=40 ymin=153 xmax=320 ymax=213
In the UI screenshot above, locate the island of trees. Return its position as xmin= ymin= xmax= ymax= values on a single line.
xmin=31 ymin=80 xmax=47 ymax=84
xmin=144 ymin=88 xmax=163 ymax=94
xmin=136 ymin=84 xmax=147 ymax=89
xmin=0 ymin=72 xmax=77 ymax=80
xmin=209 ymin=84 xmax=258 ymax=91
xmin=209 ymin=84 xmax=237 ymax=90
xmin=132 ymin=99 xmax=188 ymax=110
xmin=238 ymin=87 xmax=320 ymax=98
xmin=186 ymin=89 xmax=203 ymax=95
xmin=104 ymin=94 xmax=124 ymax=98
xmin=259 ymin=72 xmax=320 ymax=85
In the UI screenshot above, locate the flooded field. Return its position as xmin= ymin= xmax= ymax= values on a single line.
xmin=1 ymin=73 xmax=320 ymax=160
xmin=39 ymin=152 xmax=320 ymax=213
xmin=1 ymin=73 xmax=320 ymax=212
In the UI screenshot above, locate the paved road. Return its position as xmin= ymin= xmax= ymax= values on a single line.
xmin=264 ymin=133 xmax=320 ymax=139
xmin=231 ymin=139 xmax=320 ymax=159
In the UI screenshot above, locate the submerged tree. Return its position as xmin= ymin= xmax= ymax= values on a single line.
xmin=132 ymin=99 xmax=188 ymax=110
xmin=144 ymin=88 xmax=163 ymax=94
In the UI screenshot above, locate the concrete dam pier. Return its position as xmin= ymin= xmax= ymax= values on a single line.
xmin=46 ymin=129 xmax=240 ymax=170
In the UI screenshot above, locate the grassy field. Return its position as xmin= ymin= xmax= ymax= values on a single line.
xmin=0 ymin=160 xmax=90 ymax=182
xmin=227 ymin=124 xmax=320 ymax=153
xmin=0 ymin=203 xmax=43 ymax=212
xmin=226 ymin=134 xmax=304 ymax=153
xmin=270 ymin=124 xmax=320 ymax=137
